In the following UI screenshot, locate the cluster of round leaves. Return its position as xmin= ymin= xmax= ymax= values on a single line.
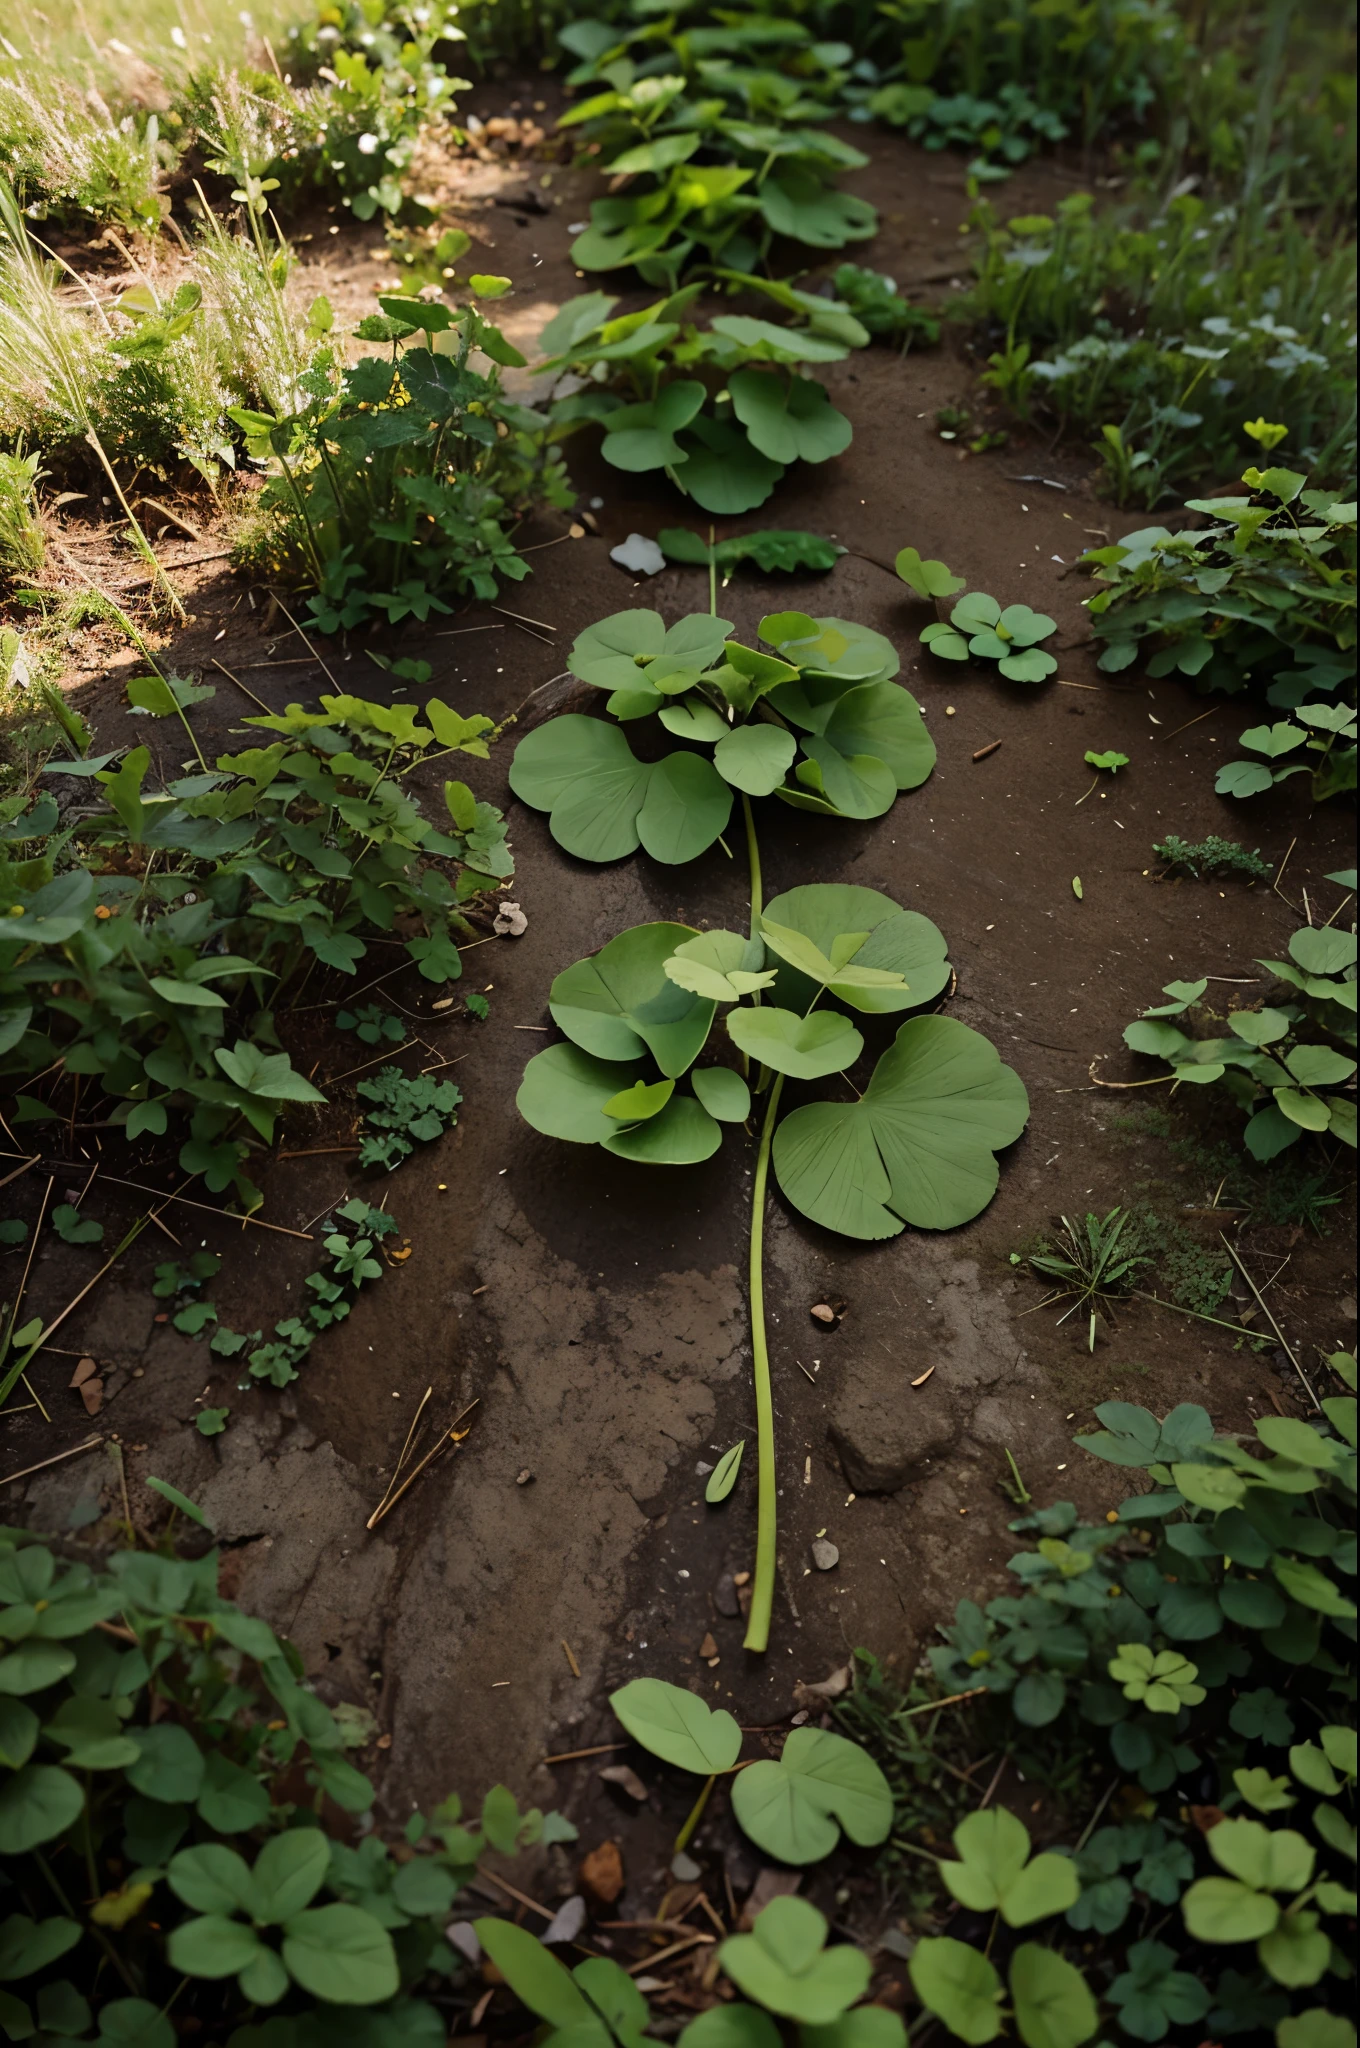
xmin=508 ymin=606 xmax=937 ymax=866
xmin=515 ymin=883 xmax=1029 ymax=1239
xmin=896 ymin=546 xmax=1060 ymax=683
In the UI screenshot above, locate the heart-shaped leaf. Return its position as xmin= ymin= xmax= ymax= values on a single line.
xmin=727 ymin=1006 xmax=864 ymax=1079
xmin=676 ymin=413 xmax=785 ymax=514
xmin=729 ymin=371 xmax=853 ymax=465
xmin=609 ymin=1677 xmax=741 ymax=1773
xmin=713 ymin=724 xmax=798 ymax=795
xmin=910 ymin=1936 xmax=1004 ymax=2044
xmin=921 ymin=622 xmax=970 ymax=661
xmin=569 ymin=610 xmax=732 ymax=695
xmin=730 ymin=1727 xmax=893 ymax=1864
xmin=999 ymin=647 xmax=1058 ymax=683
xmin=951 ymin=592 xmax=1002 ymax=633
xmin=940 ymin=1808 xmax=1080 ymax=1926
xmin=897 ymin=547 xmax=967 ymax=599
xmin=636 ymin=751 xmax=733 ymax=864
xmin=604 ymin=1078 xmax=675 ymax=1121
xmin=549 ymin=922 xmax=715 ymax=1075
xmin=1009 ymin=1943 xmax=1099 ymax=2048
xmin=517 ymin=1043 xmax=645 ymax=1145
xmin=719 ymin=1897 xmax=870 ymax=2024
xmin=660 ymin=698 xmax=730 ymax=743
xmin=820 ymin=682 xmax=936 ymax=790
xmin=762 ymin=884 xmax=951 ymax=1013
xmin=508 ymin=714 xmax=652 ymax=860
xmin=772 ymin=1016 xmax=1029 ymax=1237
xmin=759 ymin=171 xmax=878 ymax=249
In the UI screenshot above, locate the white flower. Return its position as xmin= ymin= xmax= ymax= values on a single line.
xmin=170 ymin=26 xmax=187 ymax=48
xmin=357 ymin=132 xmax=379 ymax=155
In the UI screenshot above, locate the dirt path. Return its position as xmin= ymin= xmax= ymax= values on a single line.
xmin=12 ymin=117 xmax=1354 ymax=1888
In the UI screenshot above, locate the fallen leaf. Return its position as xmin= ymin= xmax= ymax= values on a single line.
xmin=1190 ymin=1804 xmax=1226 ymax=1834
xmin=579 ymin=1840 xmax=624 ymax=1907
xmin=793 ymin=1664 xmax=851 ymax=1710
xmin=739 ymin=1868 xmax=800 ymax=1930
xmin=699 ymin=1632 xmax=718 ymax=1659
xmin=69 ymin=1357 xmax=98 ymax=1388
xmin=911 ymin=1365 xmax=936 ymax=1387
xmin=1072 ymin=876 xmax=1084 ymax=899
xmin=79 ymin=1379 xmax=104 ymax=1416
xmin=542 ymin=1895 xmax=588 ymax=1946
xmin=599 ymin=1763 xmax=649 ymax=1803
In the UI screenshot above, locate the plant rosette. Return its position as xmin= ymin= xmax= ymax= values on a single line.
xmin=507 ymin=605 xmax=935 ymax=862
xmin=923 ymin=592 xmax=1059 ymax=681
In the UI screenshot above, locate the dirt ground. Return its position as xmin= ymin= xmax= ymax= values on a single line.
xmin=5 ymin=100 xmax=1355 ymax=1917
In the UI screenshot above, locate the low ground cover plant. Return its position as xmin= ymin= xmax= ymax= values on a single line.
xmin=961 ymin=196 xmax=1356 ymax=507
xmin=539 ymin=289 xmax=856 ymax=516
xmin=1121 ymin=914 xmax=1357 ymax=1162
xmin=1082 ymin=467 xmax=1357 ymax=803
xmin=0 ymin=679 xmax=506 ymax=1212
xmin=0 ymin=1513 xmax=571 ymax=2042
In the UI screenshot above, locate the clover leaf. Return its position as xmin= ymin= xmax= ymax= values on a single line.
xmin=760 ymin=885 xmax=950 ymax=1013
xmin=1107 ymin=1937 xmax=1211 ymax=2043
xmin=508 ymin=715 xmax=732 ymax=864
xmin=1108 ymin=1644 xmax=1206 ymax=1714
xmin=718 ymin=1897 xmax=870 ymax=2024
xmin=939 ymin=1808 xmax=1080 ymax=1926
xmin=773 ymin=1015 xmax=1029 ymax=1237
xmin=728 ymin=370 xmax=853 ymax=465
xmin=923 ymin=592 xmax=1058 ymax=681
xmin=1086 ymin=750 xmax=1129 ymax=772
xmin=729 ymin=1727 xmax=893 ymax=1865
xmin=896 ymin=546 xmax=966 ymax=599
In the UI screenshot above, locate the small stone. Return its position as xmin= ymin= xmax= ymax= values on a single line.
xmin=698 ymin=1632 xmax=718 ymax=1659
xmin=542 ymin=1895 xmax=588 ymax=1946
xmin=714 ymin=1574 xmax=739 ymax=1618
xmin=671 ymin=1851 xmax=702 ymax=1882
xmin=516 ymin=1468 xmax=534 ymax=1485
xmin=79 ymin=1379 xmax=104 ymax=1416
xmin=609 ymin=532 xmax=666 ymax=576
xmin=579 ymin=1840 xmax=624 ymax=1907
xmin=810 ymin=1539 xmax=839 ymax=1572
xmin=810 ymin=1303 xmax=836 ymax=1324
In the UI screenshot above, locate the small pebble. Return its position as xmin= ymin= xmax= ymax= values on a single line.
xmin=516 ymin=1468 xmax=534 ymax=1485
xmin=811 ymin=1539 xmax=839 ymax=1571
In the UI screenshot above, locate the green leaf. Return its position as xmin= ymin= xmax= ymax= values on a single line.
xmin=167 ymin=1844 xmax=257 ymax=1917
xmin=637 ymin=750 xmax=733 ymax=864
xmin=609 ymin=1678 xmax=741 ymax=1774
xmin=1182 ymin=1876 xmax=1280 ymax=1942
xmin=517 ymin=1043 xmax=646 ymax=1145
xmin=1289 ymin=926 xmax=1356 ymax=977
xmin=1234 ymin=1768 xmax=1296 ymax=1814
xmin=819 ymin=682 xmax=936 ymax=791
xmin=166 ymin=1914 xmax=265 ymax=1979
xmin=0 ymin=1914 xmax=80 ymax=1982
xmin=474 ymin=1916 xmax=593 ymax=2023
xmin=126 ymin=1725 xmax=205 ymax=1805
xmin=730 ymin=1727 xmax=892 ymax=1865
xmin=772 ymin=1016 xmax=1028 ymax=1237
xmin=665 ymin=928 xmax=774 ymax=1004
xmin=896 ymin=547 xmax=966 ymax=598
xmin=1009 ymin=1943 xmax=1099 ymax=2048
xmin=603 ymin=1078 xmax=674 ymax=1121
xmin=909 ymin=1936 xmax=1005 ymax=2044
xmin=691 ymin=1068 xmax=751 ymax=1122
xmin=1278 ymin=2017 xmax=1356 ymax=2048
xmin=726 ymin=1006 xmax=863 ymax=1080
xmin=509 ymin=715 xmax=652 ymax=862
xmin=549 ymin=922 xmax=715 ymax=1075
xmin=679 ymin=2007 xmax=783 ymax=2048
xmin=940 ymin=1809 xmax=1079 ymax=1926
xmin=281 ymin=1904 xmax=399 ymax=2004
xmin=195 ymin=1754 xmax=270 ymax=1835
xmin=705 ymin=1442 xmax=745 ymax=1504
xmin=713 ymin=724 xmax=798 ymax=796
xmin=602 ymin=1095 xmax=722 ymax=1164
xmin=801 ymin=2012 xmax=908 ymax=2048
xmin=51 ymin=1204 xmax=103 ymax=1246
xmin=144 ymin=1478 xmax=212 ymax=1529
xmin=126 ymin=672 xmax=214 ymax=717
xmin=718 ymin=1897 xmax=869 ymax=2024
xmin=729 ymin=371 xmax=853 ymax=466
xmin=1259 ymin=1910 xmax=1330 ymax=1988
xmin=251 ymin=1829 xmax=329 ymax=1922
xmin=0 ymin=1644 xmax=76 ymax=1697
xmin=214 ymin=1042 xmax=325 ymax=1104
xmin=762 ymin=885 xmax=950 ymax=1013
xmin=90 ymin=1997 xmax=174 ymax=2048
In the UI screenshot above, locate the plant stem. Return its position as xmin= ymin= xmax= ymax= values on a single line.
xmin=744 ymin=1070 xmax=785 ymax=1654
xmin=741 ymin=793 xmax=762 ymax=940
xmin=674 ymin=1774 xmax=716 ymax=1855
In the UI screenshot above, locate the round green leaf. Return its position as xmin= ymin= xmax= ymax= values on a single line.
xmin=1289 ymin=926 xmax=1356 ymax=976
xmin=602 ymin=1094 xmax=722 ymax=1164
xmin=729 ymin=371 xmax=853 ymax=466
xmin=1277 ymin=2013 xmax=1357 ymax=2048
xmin=692 ymin=1067 xmax=752 ymax=1121
xmin=1182 ymin=1876 xmax=1281 ymax=1942
xmin=0 ymin=1765 xmax=83 ymax=1855
xmin=679 ymin=2005 xmax=783 ymax=2048
xmin=549 ymin=921 xmax=714 ymax=1074
xmin=821 ymin=683 xmax=936 ymax=791
xmin=713 ymin=724 xmax=798 ymax=796
xmin=1010 ymin=1942 xmax=1099 ymax=2048
xmin=508 ymin=715 xmax=651 ymax=861
xmin=518 ymin=1043 xmax=644 ymax=1144
xmin=896 ymin=547 xmax=966 ymax=598
xmin=675 ymin=413 xmax=786 ymax=514
xmin=637 ymin=750 xmax=733 ymax=864
xmin=759 ymin=171 xmax=878 ymax=249
xmin=238 ymin=1947 xmax=290 ymax=2008
xmin=166 ymin=1914 xmax=265 ymax=1980
xmin=0 ymin=1643 xmax=76 ymax=1696
xmin=730 ymin=1727 xmax=892 ymax=1865
xmin=281 ymin=1904 xmax=399 ymax=2004
xmin=252 ymin=1828 xmax=330 ymax=1922
xmin=126 ymin=1725 xmax=205 ymax=1805
xmin=390 ymin=1858 xmax=458 ymax=1918
xmin=764 ymin=884 xmax=950 ymax=1014
xmin=661 ymin=698 xmax=731 ymax=743
xmin=95 ymin=1998 xmax=176 ymax=2048
xmin=1000 ymin=648 xmax=1058 ymax=683
xmin=0 ymin=1913 xmax=80 ymax=1981
xmin=196 ymin=1753 xmax=272 ymax=1836
xmin=567 ymin=608 xmax=667 ymax=691
xmin=604 ymin=1077 xmax=675 ymax=1121
xmin=727 ymin=1006 xmax=863 ymax=1080
xmin=705 ymin=1441 xmax=745 ymax=1503
xmin=167 ymin=1844 xmax=257 ymax=1917
xmin=1259 ymin=1910 xmax=1330 ymax=1988
xmin=790 ymin=739 xmax=898 ymax=819
xmin=609 ymin=1677 xmax=741 ymax=1774
xmin=922 ymin=623 xmax=970 ymax=661
xmin=910 ymin=1936 xmax=1005 ymax=2044
xmin=774 ymin=1015 xmax=1027 ymax=1237
xmin=952 ymin=593 xmax=1002 ymax=633
xmin=762 ymin=614 xmax=899 ymax=685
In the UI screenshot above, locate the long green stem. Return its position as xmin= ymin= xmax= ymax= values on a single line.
xmin=674 ymin=1773 xmax=715 ymax=1855
xmin=741 ymin=792 xmax=762 ymax=940
xmin=744 ymin=1069 xmax=784 ymax=1655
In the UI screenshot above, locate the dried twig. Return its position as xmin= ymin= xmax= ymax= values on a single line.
xmin=211 ymin=658 xmax=272 ymax=714
xmin=1 ymin=1435 xmax=102 ymax=1488
xmin=365 ymin=1400 xmax=479 ymax=1530
xmin=1221 ymin=1234 xmax=1318 ymax=1410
